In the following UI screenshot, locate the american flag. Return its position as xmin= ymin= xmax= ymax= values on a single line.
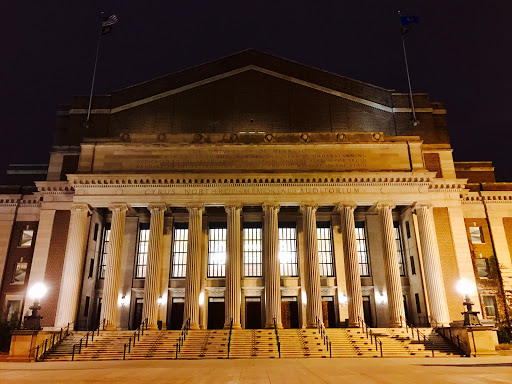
xmin=102 ymin=14 xmax=118 ymax=27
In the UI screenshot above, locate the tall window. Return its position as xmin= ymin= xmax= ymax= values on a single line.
xmin=279 ymin=222 xmax=298 ymax=277
xmin=208 ymin=223 xmax=227 ymax=277
xmin=99 ymin=224 xmax=110 ymax=279
xmin=482 ymin=295 xmax=497 ymax=318
xmin=135 ymin=223 xmax=150 ymax=278
xmin=317 ymin=221 xmax=334 ymax=277
xmin=243 ymin=223 xmax=263 ymax=277
xmin=394 ymin=222 xmax=405 ymax=276
xmin=355 ymin=222 xmax=370 ymax=276
xmin=172 ymin=223 xmax=188 ymax=278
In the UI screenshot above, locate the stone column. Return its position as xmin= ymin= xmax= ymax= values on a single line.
xmin=224 ymin=205 xmax=242 ymax=329
xmin=378 ymin=203 xmax=405 ymax=327
xmin=336 ymin=204 xmax=364 ymax=327
xmin=183 ymin=205 xmax=204 ymax=329
xmin=413 ymin=203 xmax=450 ymax=325
xmin=55 ymin=203 xmax=91 ymax=328
xmin=102 ymin=204 xmax=128 ymax=331
xmin=143 ymin=204 xmax=166 ymax=330
xmin=300 ymin=205 xmax=323 ymax=328
xmin=263 ymin=204 xmax=282 ymax=328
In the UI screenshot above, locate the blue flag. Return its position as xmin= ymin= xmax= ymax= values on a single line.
xmin=400 ymin=16 xmax=419 ymax=35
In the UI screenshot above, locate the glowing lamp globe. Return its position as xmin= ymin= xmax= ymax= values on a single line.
xmin=456 ymin=279 xmax=474 ymax=296
xmin=29 ymin=282 xmax=48 ymax=301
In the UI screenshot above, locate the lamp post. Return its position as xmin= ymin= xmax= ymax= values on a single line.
xmin=456 ymin=279 xmax=481 ymax=327
xmin=24 ymin=282 xmax=48 ymax=330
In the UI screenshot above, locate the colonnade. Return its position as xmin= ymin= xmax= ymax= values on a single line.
xmin=54 ymin=201 xmax=451 ymax=330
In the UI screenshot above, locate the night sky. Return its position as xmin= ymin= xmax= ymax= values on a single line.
xmin=1 ymin=1 xmax=511 ymax=182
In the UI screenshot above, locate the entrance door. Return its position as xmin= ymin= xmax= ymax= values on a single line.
xmin=281 ymin=297 xmax=299 ymax=328
xmin=322 ymin=296 xmax=336 ymax=328
xmin=132 ymin=298 xmax=143 ymax=330
xmin=208 ymin=298 xmax=225 ymax=329
xmin=362 ymin=296 xmax=373 ymax=327
xmin=95 ymin=298 xmax=102 ymax=329
xmin=245 ymin=297 xmax=262 ymax=329
xmin=403 ymin=295 xmax=410 ymax=324
xmin=170 ymin=298 xmax=184 ymax=330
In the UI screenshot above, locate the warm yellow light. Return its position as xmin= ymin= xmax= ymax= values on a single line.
xmin=456 ymin=279 xmax=474 ymax=296
xmin=29 ymin=283 xmax=48 ymax=300
xmin=199 ymin=292 xmax=205 ymax=306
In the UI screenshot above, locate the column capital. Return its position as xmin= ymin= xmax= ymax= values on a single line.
xmin=299 ymin=204 xmax=318 ymax=213
xmin=374 ymin=202 xmax=396 ymax=211
xmin=186 ymin=204 xmax=205 ymax=213
xmin=147 ymin=203 xmax=167 ymax=212
xmin=71 ymin=203 xmax=91 ymax=214
xmin=335 ymin=203 xmax=357 ymax=213
xmin=108 ymin=203 xmax=129 ymax=212
xmin=225 ymin=204 xmax=243 ymax=213
xmin=262 ymin=203 xmax=280 ymax=214
xmin=411 ymin=202 xmax=432 ymax=213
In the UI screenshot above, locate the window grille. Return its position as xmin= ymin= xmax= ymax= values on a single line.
xmin=243 ymin=223 xmax=263 ymax=277
xmin=208 ymin=223 xmax=227 ymax=278
xmin=278 ymin=223 xmax=298 ymax=277
xmin=355 ymin=222 xmax=370 ymax=276
xmin=317 ymin=221 xmax=334 ymax=277
xmin=135 ymin=223 xmax=150 ymax=278
xmin=394 ymin=222 xmax=406 ymax=276
xmin=98 ymin=224 xmax=110 ymax=279
xmin=172 ymin=223 xmax=188 ymax=278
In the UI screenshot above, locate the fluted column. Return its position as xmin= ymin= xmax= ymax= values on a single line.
xmin=378 ymin=203 xmax=405 ymax=327
xmin=336 ymin=204 xmax=364 ymax=327
xmin=102 ymin=204 xmax=128 ymax=331
xmin=143 ymin=204 xmax=166 ymax=330
xmin=224 ymin=204 xmax=242 ymax=329
xmin=183 ymin=205 xmax=204 ymax=329
xmin=413 ymin=203 xmax=450 ymax=325
xmin=55 ymin=203 xmax=91 ymax=328
xmin=300 ymin=205 xmax=323 ymax=328
xmin=263 ymin=204 xmax=282 ymax=328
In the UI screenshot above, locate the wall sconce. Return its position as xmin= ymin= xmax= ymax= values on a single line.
xmin=376 ymin=293 xmax=386 ymax=305
xmin=120 ymin=296 xmax=128 ymax=307
xmin=338 ymin=293 xmax=348 ymax=305
xmin=301 ymin=290 xmax=307 ymax=305
xmin=198 ymin=292 xmax=204 ymax=306
xmin=157 ymin=296 xmax=164 ymax=307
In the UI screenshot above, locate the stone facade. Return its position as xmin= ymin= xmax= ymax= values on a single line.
xmin=0 ymin=51 xmax=510 ymax=333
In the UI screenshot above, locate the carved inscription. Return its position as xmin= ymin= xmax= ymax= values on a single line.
xmin=144 ymin=186 xmax=363 ymax=195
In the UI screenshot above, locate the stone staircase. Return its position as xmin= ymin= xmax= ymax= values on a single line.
xmin=39 ymin=327 xmax=464 ymax=361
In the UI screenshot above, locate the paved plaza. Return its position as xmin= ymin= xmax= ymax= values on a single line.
xmin=1 ymin=357 xmax=512 ymax=384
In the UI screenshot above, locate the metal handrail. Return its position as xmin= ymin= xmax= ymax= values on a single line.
xmin=400 ymin=316 xmax=435 ymax=357
xmin=357 ymin=316 xmax=383 ymax=357
xmin=273 ymin=317 xmax=281 ymax=358
xmin=122 ymin=318 xmax=148 ymax=360
xmin=34 ymin=322 xmax=74 ymax=361
xmin=315 ymin=317 xmax=332 ymax=358
xmin=71 ymin=319 xmax=106 ymax=361
xmin=175 ymin=318 xmax=191 ymax=359
xmin=227 ymin=318 xmax=233 ymax=359
xmin=430 ymin=317 xmax=471 ymax=357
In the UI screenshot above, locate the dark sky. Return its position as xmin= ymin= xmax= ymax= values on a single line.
xmin=1 ymin=1 xmax=511 ymax=181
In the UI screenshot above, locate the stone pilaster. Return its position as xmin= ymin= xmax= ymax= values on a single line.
xmin=55 ymin=203 xmax=91 ymax=328
xmin=143 ymin=204 xmax=166 ymax=330
xmin=263 ymin=203 xmax=282 ymax=328
xmin=102 ymin=204 xmax=128 ymax=331
xmin=378 ymin=203 xmax=405 ymax=327
xmin=224 ymin=204 xmax=242 ymax=329
xmin=336 ymin=204 xmax=364 ymax=327
xmin=183 ymin=205 xmax=204 ymax=329
xmin=413 ymin=203 xmax=451 ymax=325
xmin=300 ymin=205 xmax=323 ymax=328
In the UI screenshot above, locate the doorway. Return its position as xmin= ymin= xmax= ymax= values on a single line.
xmin=362 ymin=296 xmax=373 ymax=327
xmin=322 ymin=296 xmax=336 ymax=328
xmin=207 ymin=297 xmax=225 ymax=329
xmin=281 ymin=297 xmax=299 ymax=328
xmin=95 ymin=298 xmax=102 ymax=329
xmin=403 ymin=295 xmax=410 ymax=324
xmin=170 ymin=298 xmax=184 ymax=330
xmin=245 ymin=297 xmax=262 ymax=329
xmin=132 ymin=298 xmax=143 ymax=330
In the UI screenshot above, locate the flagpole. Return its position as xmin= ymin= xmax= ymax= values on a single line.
xmin=398 ymin=12 xmax=419 ymax=126
xmin=85 ymin=12 xmax=104 ymax=128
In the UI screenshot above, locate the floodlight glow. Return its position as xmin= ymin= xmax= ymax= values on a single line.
xmin=157 ymin=296 xmax=164 ymax=306
xmin=338 ymin=293 xmax=348 ymax=305
xmin=199 ymin=291 xmax=205 ymax=306
xmin=456 ymin=279 xmax=474 ymax=296
xmin=301 ymin=290 xmax=307 ymax=305
xmin=29 ymin=283 xmax=48 ymax=300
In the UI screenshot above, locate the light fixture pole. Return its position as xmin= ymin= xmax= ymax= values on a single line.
xmin=456 ymin=279 xmax=481 ymax=327
xmin=24 ymin=283 xmax=48 ymax=330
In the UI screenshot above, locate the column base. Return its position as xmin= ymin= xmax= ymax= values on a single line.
xmin=188 ymin=323 xmax=200 ymax=330
xmin=104 ymin=324 xmax=117 ymax=331
xmin=265 ymin=322 xmax=283 ymax=329
xmin=146 ymin=323 xmax=159 ymax=330
xmin=306 ymin=322 xmax=321 ymax=329
xmin=389 ymin=322 xmax=403 ymax=328
xmin=224 ymin=323 xmax=241 ymax=329
xmin=348 ymin=321 xmax=361 ymax=328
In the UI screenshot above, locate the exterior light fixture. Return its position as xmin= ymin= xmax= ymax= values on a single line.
xmin=29 ymin=282 xmax=48 ymax=303
xmin=157 ymin=296 xmax=164 ymax=307
xmin=338 ymin=293 xmax=348 ymax=305
xmin=199 ymin=292 xmax=205 ymax=306
xmin=301 ymin=290 xmax=307 ymax=305
xmin=24 ymin=282 xmax=48 ymax=330
xmin=456 ymin=279 xmax=481 ymax=327
xmin=376 ymin=293 xmax=386 ymax=305
xmin=120 ymin=296 xmax=128 ymax=307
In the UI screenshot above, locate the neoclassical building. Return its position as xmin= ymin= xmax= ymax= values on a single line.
xmin=1 ymin=50 xmax=511 ymax=332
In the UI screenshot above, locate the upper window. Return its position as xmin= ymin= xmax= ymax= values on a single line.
xmin=482 ymin=295 xmax=497 ymax=318
xmin=11 ymin=262 xmax=27 ymax=284
xmin=19 ymin=229 xmax=33 ymax=247
xmin=394 ymin=222 xmax=406 ymax=276
xmin=469 ymin=226 xmax=484 ymax=243
xmin=279 ymin=222 xmax=298 ymax=277
xmin=475 ymin=258 xmax=489 ymax=278
xmin=355 ymin=222 xmax=370 ymax=277
xmin=208 ymin=223 xmax=227 ymax=278
xmin=243 ymin=223 xmax=263 ymax=277
xmin=317 ymin=221 xmax=334 ymax=277
xmin=135 ymin=223 xmax=150 ymax=278
xmin=98 ymin=224 xmax=110 ymax=279
xmin=171 ymin=223 xmax=188 ymax=278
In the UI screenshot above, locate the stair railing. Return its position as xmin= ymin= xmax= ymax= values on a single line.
xmin=315 ymin=317 xmax=332 ymax=358
xmin=273 ymin=317 xmax=281 ymax=358
xmin=123 ymin=318 xmax=148 ymax=360
xmin=357 ymin=316 xmax=383 ymax=357
xmin=34 ymin=321 xmax=75 ymax=362
xmin=227 ymin=318 xmax=234 ymax=359
xmin=175 ymin=317 xmax=191 ymax=359
xmin=72 ymin=319 xmax=106 ymax=361
xmin=430 ymin=317 xmax=470 ymax=357
xmin=400 ymin=316 xmax=435 ymax=357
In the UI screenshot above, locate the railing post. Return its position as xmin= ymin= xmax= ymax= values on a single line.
xmin=60 ymin=328 xmax=63 ymax=340
xmin=123 ymin=344 xmax=126 ymax=360
xmin=35 ymin=345 xmax=40 ymax=361
xmin=85 ymin=333 xmax=89 ymax=347
xmin=380 ymin=340 xmax=383 ymax=357
xmin=329 ymin=341 xmax=332 ymax=358
xmin=78 ymin=338 xmax=82 ymax=354
xmin=72 ymin=345 xmax=75 ymax=361
xmin=176 ymin=343 xmax=178 ymax=359
xmin=128 ymin=338 xmax=131 ymax=353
